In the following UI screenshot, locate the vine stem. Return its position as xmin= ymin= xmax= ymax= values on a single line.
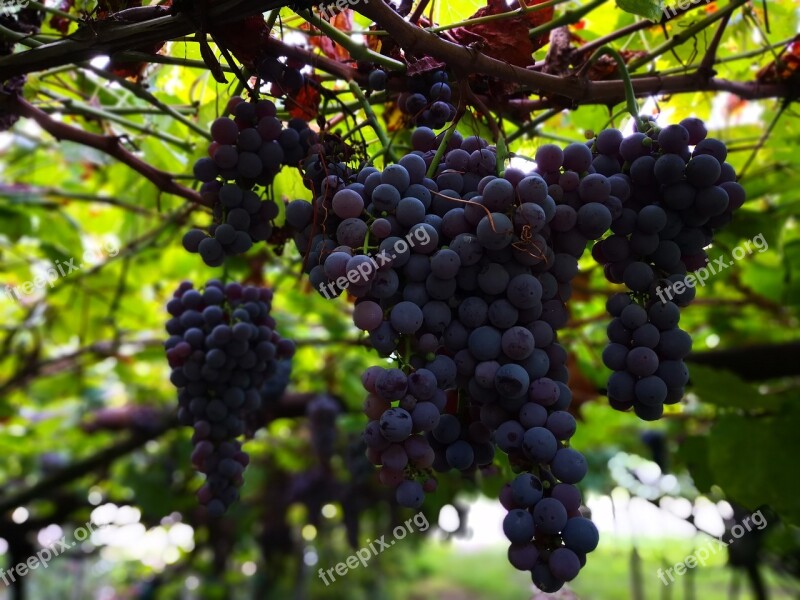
xmin=699 ymin=12 xmax=733 ymax=75
xmin=581 ymin=46 xmax=644 ymax=130
xmin=296 ymin=9 xmax=406 ymax=72
xmin=0 ymin=0 xmax=292 ymax=80
xmin=627 ymin=0 xmax=750 ymax=70
xmin=425 ymin=80 xmax=469 ymax=178
xmin=0 ymin=24 xmax=212 ymax=140
xmin=506 ymin=107 xmax=561 ymax=143
xmin=357 ymin=0 xmax=790 ymax=108
xmin=348 ymin=81 xmax=398 ymax=164
xmin=425 ymin=0 xmax=570 ymax=34
xmin=578 ymin=0 xmax=718 ymax=57
xmin=38 ymin=91 xmax=194 ymax=150
xmin=425 ymin=125 xmax=456 ymax=179
xmin=25 ymin=0 xmax=82 ymax=23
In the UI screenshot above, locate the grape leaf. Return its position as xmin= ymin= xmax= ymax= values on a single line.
xmin=451 ymin=0 xmax=555 ymax=68
xmin=616 ymin=0 xmax=664 ymax=21
xmin=0 ymin=205 xmax=33 ymax=240
xmin=305 ymin=10 xmax=355 ymax=62
xmin=708 ymin=412 xmax=800 ymax=526
xmin=676 ymin=436 xmax=714 ymax=493
xmin=287 ymin=75 xmax=322 ymax=120
xmin=687 ymin=364 xmax=786 ymax=411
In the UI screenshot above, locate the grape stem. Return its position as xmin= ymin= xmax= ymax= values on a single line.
xmin=37 ymin=91 xmax=195 ymax=151
xmin=297 ymin=9 xmax=406 ymax=72
xmin=424 ymin=125 xmax=457 ymax=180
xmin=348 ymin=81 xmax=398 ymax=164
xmin=506 ymin=107 xmax=561 ymax=144
xmin=579 ymin=46 xmax=645 ymax=132
xmin=425 ymin=81 xmax=469 ymax=178
xmin=463 ymin=84 xmax=501 ymax=141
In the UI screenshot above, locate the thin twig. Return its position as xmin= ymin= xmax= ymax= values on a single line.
xmin=13 ymin=97 xmax=205 ymax=206
xmin=698 ymin=11 xmax=732 ymax=76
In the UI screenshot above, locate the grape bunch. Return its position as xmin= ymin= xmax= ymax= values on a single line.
xmin=502 ymin=475 xmax=599 ymax=592
xmin=185 ymin=96 xmax=318 ymax=265
xmin=396 ymin=70 xmax=457 ymax=130
xmin=257 ymin=55 xmax=306 ymax=97
xmin=586 ymin=117 xmax=745 ymax=419
xmin=603 ymin=292 xmax=690 ymax=420
xmin=283 ymin=130 xmax=604 ymax=590
xmin=307 ymin=394 xmax=341 ymax=463
xmin=362 ymin=365 xmax=455 ymax=507
xmin=164 ymin=280 xmax=295 ymax=516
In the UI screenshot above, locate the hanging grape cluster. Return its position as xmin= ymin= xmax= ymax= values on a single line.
xmin=589 ymin=119 xmax=745 ymax=420
xmin=165 ymin=280 xmax=295 ymax=516
xmin=283 ymin=124 xmax=614 ymax=590
xmin=169 ymin=74 xmax=744 ymax=589
xmin=395 ymin=70 xmax=458 ymax=130
xmin=278 ymin=107 xmax=748 ymax=589
xmin=184 ymin=97 xmax=319 ymax=265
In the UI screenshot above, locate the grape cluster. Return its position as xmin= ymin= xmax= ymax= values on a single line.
xmin=257 ymin=55 xmax=306 ymax=97
xmin=307 ymin=394 xmax=341 ymax=462
xmin=396 ymin=70 xmax=457 ymax=130
xmin=283 ymin=130 xmax=603 ymax=588
xmin=362 ymin=365 xmax=454 ymax=507
xmin=185 ymin=96 xmax=318 ymax=265
xmin=501 ymin=475 xmax=598 ymax=592
xmin=586 ymin=118 xmax=745 ymax=419
xmin=165 ymin=280 xmax=295 ymax=516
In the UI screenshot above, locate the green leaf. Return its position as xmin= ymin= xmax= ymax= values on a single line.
xmin=676 ymin=436 xmax=714 ymax=493
xmin=707 ymin=411 xmax=800 ymax=526
xmin=0 ymin=205 xmax=33 ymax=241
xmin=616 ymin=0 xmax=664 ymax=21
xmin=687 ymin=364 xmax=785 ymax=412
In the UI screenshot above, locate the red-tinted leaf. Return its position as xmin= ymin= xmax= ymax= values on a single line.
xmin=330 ymin=10 xmax=354 ymax=62
xmin=407 ymin=56 xmax=447 ymax=77
xmin=757 ymin=36 xmax=800 ymax=84
xmin=302 ymin=22 xmax=335 ymax=60
xmin=287 ymin=76 xmax=322 ymax=121
xmin=366 ymin=24 xmax=384 ymax=53
xmin=451 ymin=0 xmax=555 ymax=68
xmin=306 ymin=10 xmax=354 ymax=62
